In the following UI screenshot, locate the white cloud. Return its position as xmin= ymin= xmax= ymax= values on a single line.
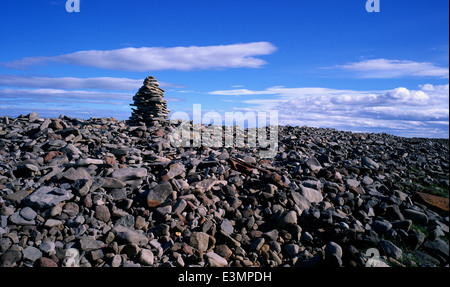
xmin=1 ymin=42 xmax=277 ymax=71
xmin=332 ymin=58 xmax=449 ymax=78
xmin=0 ymin=74 xmax=183 ymax=91
xmin=210 ymin=84 xmax=449 ymax=138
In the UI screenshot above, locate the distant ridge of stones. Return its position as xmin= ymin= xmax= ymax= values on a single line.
xmin=128 ymin=76 xmax=170 ymax=127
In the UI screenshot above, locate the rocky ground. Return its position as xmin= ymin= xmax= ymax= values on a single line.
xmin=0 ymin=112 xmax=448 ymax=267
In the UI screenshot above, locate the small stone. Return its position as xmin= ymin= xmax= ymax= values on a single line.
xmin=113 ymin=225 xmax=149 ymax=246
xmin=0 ymin=250 xmax=22 ymax=267
xmin=22 ymin=246 xmax=42 ymax=262
xmin=147 ymin=182 xmax=173 ymax=207
xmin=362 ymin=156 xmax=379 ymax=170
xmin=214 ymin=244 xmax=233 ymax=260
xmin=190 ymin=232 xmax=210 ymax=252
xmin=39 ymin=241 xmax=56 ymax=254
xmin=137 ymin=249 xmax=154 ymax=266
xmin=38 ymin=257 xmax=58 ymax=267
xmin=205 ymin=252 xmax=228 ymax=267
xmin=377 ymin=240 xmax=402 ymax=260
xmin=402 ymin=209 xmax=429 ymax=225
xmin=325 ymin=241 xmax=343 ymax=260
xmin=80 ymin=236 xmax=106 ymax=252
xmin=23 ymin=186 xmax=73 ymax=209
xmin=19 ymin=207 xmax=37 ymax=221
xmin=220 ymin=219 xmax=234 ymax=235
xmin=371 ymin=220 xmax=392 ymax=234
xmin=111 ymin=167 xmax=147 ymax=182
xmin=299 ymin=185 xmax=323 ymax=203
xmin=278 ymin=210 xmax=298 ymax=227
xmin=45 ymin=219 xmax=63 ymax=227
xmin=95 ymin=205 xmax=111 ymax=222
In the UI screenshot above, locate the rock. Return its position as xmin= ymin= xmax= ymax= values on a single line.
xmin=190 ymin=232 xmax=210 ymax=252
xmin=23 ymin=186 xmax=73 ymax=209
xmin=299 ymin=185 xmax=323 ymax=203
xmin=22 ymin=246 xmax=43 ymax=262
xmin=39 ymin=241 xmax=56 ymax=254
xmin=95 ymin=205 xmax=111 ymax=222
xmin=205 ymin=252 xmax=228 ymax=267
xmin=111 ymin=167 xmax=147 ymax=182
xmin=147 ymin=182 xmax=173 ymax=207
xmin=362 ymin=156 xmax=379 ymax=170
xmin=137 ymin=249 xmax=154 ymax=266
xmin=278 ymin=210 xmax=298 ymax=227
xmin=72 ymin=179 xmax=93 ymax=196
xmin=19 ymin=207 xmax=37 ymax=221
xmin=112 ymin=225 xmax=149 ymax=246
xmin=325 ymin=241 xmax=343 ymax=259
xmin=128 ymin=76 xmax=171 ymax=126
xmin=0 ymin=250 xmax=22 ymax=267
xmin=28 ymin=111 xmax=40 ymax=122
xmin=423 ymin=239 xmax=449 ymax=260
xmin=38 ymin=257 xmax=58 ymax=267
xmin=402 ymin=209 xmax=429 ymax=225
xmin=80 ymin=236 xmax=107 ymax=252
xmin=220 ymin=218 xmax=234 ymax=235
xmin=371 ymin=220 xmax=392 ymax=234
xmin=9 ymin=211 xmax=35 ymax=226
xmin=377 ymin=240 xmax=402 ymax=260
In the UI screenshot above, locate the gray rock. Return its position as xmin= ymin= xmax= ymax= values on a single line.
xmin=95 ymin=205 xmax=111 ymax=222
xmin=39 ymin=241 xmax=56 ymax=254
xmin=362 ymin=156 xmax=379 ymax=170
xmin=113 ymin=225 xmax=149 ymax=246
xmin=72 ymin=179 xmax=93 ymax=196
xmin=423 ymin=239 xmax=449 ymax=260
xmin=278 ymin=210 xmax=298 ymax=227
xmin=23 ymin=186 xmax=73 ymax=209
xmin=299 ymin=185 xmax=323 ymax=203
xmin=377 ymin=240 xmax=402 ymax=260
xmin=291 ymin=191 xmax=312 ymax=212
xmin=325 ymin=241 xmax=343 ymax=259
xmin=190 ymin=232 xmax=210 ymax=252
xmin=147 ymin=182 xmax=173 ymax=207
xmin=80 ymin=235 xmax=107 ymax=252
xmin=111 ymin=167 xmax=147 ymax=182
xmin=22 ymin=246 xmax=42 ymax=262
xmin=0 ymin=250 xmax=22 ymax=267
xmin=137 ymin=249 xmax=154 ymax=266
xmin=220 ymin=218 xmax=234 ymax=235
xmin=402 ymin=209 xmax=428 ymax=225
xmin=371 ymin=220 xmax=392 ymax=234
xmin=9 ymin=211 xmax=35 ymax=226
xmin=19 ymin=207 xmax=37 ymax=221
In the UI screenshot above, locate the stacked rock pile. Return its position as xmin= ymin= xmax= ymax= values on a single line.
xmin=128 ymin=76 xmax=170 ymax=126
xmin=0 ymin=112 xmax=448 ymax=267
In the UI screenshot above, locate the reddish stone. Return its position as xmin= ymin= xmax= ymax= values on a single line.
xmin=104 ymin=156 xmax=117 ymax=165
xmin=39 ymin=257 xmax=58 ymax=267
xmin=415 ymin=192 xmax=449 ymax=212
xmin=155 ymin=129 xmax=165 ymax=137
xmin=44 ymin=151 xmax=63 ymax=163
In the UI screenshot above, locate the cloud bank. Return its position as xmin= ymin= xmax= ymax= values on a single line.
xmin=1 ymin=42 xmax=277 ymax=71
xmin=210 ymin=84 xmax=449 ymax=138
xmin=331 ymin=59 xmax=449 ymax=78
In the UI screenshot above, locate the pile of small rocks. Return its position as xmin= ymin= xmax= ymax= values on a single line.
xmin=128 ymin=76 xmax=170 ymax=127
xmin=0 ymin=112 xmax=448 ymax=267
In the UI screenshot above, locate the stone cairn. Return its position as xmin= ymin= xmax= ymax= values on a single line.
xmin=128 ymin=76 xmax=170 ymax=126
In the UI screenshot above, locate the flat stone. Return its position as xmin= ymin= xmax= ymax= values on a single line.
xmin=190 ymin=232 xmax=210 ymax=252
xmin=9 ymin=212 xmax=35 ymax=226
xmin=80 ymin=235 xmax=107 ymax=252
xmin=147 ymin=182 xmax=173 ymax=207
xmin=0 ymin=250 xmax=22 ymax=267
xmin=111 ymin=167 xmax=147 ymax=182
xmin=112 ymin=225 xmax=149 ymax=246
xmin=39 ymin=241 xmax=56 ymax=254
xmin=377 ymin=240 xmax=402 ymax=260
xmin=402 ymin=209 xmax=429 ymax=225
xmin=24 ymin=186 xmax=73 ymax=209
xmin=22 ymin=246 xmax=42 ymax=262
xmin=362 ymin=156 xmax=379 ymax=170
xmin=299 ymin=185 xmax=323 ymax=203
xmin=38 ymin=257 xmax=58 ymax=267
xmin=19 ymin=207 xmax=37 ymax=221
xmin=220 ymin=218 xmax=234 ymax=235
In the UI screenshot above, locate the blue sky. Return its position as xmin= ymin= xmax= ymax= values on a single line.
xmin=0 ymin=0 xmax=448 ymax=138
